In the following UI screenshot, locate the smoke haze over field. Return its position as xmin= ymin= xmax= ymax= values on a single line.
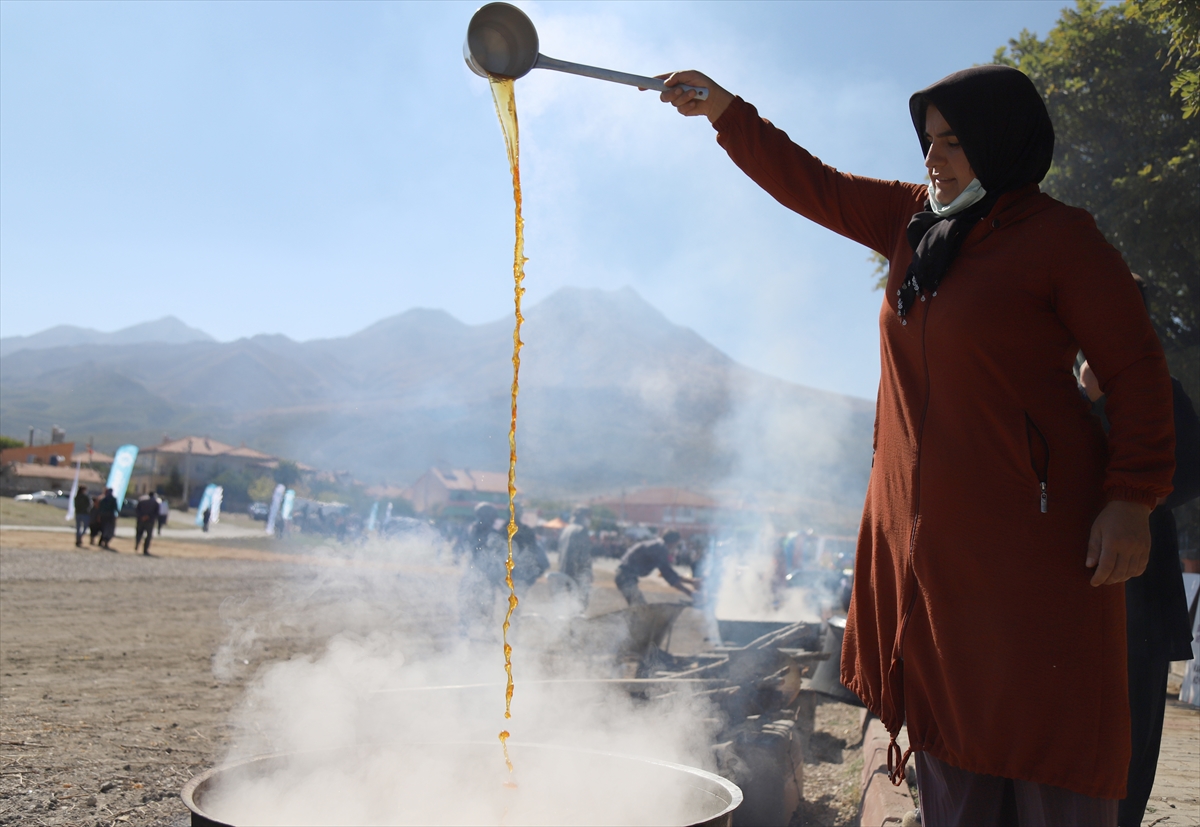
xmin=204 ymin=534 xmax=730 ymax=826
xmin=1 ymin=287 xmax=874 ymax=511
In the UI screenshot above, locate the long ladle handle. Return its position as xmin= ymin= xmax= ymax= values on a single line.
xmin=534 ymin=54 xmax=709 ymax=100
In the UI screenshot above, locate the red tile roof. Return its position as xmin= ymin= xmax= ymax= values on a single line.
xmin=430 ymin=468 xmax=509 ymax=493
xmin=595 ymin=487 xmax=719 ymax=508
xmin=141 ymin=436 xmax=273 ymax=461
xmin=3 ymin=462 xmax=104 ymax=484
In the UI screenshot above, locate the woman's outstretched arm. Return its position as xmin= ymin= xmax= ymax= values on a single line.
xmin=654 ymin=70 xmax=924 ymax=260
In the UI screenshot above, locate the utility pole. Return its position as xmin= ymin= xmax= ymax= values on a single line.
xmin=182 ymin=439 xmax=192 ymax=510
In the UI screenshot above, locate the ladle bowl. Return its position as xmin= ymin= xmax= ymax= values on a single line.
xmin=464 ymin=2 xmax=708 ymax=99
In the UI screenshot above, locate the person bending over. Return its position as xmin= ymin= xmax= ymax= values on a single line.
xmin=615 ymin=530 xmax=701 ymax=606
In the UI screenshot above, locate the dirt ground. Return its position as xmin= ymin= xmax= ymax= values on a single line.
xmin=0 ymin=528 xmax=864 ymax=827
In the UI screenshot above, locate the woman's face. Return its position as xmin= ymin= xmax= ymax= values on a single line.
xmin=924 ymin=104 xmax=977 ymax=204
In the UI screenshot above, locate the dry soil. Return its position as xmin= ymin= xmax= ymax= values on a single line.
xmin=0 ymin=528 xmax=864 ymax=827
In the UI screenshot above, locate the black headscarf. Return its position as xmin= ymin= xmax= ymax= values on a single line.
xmin=896 ymin=65 xmax=1055 ymax=320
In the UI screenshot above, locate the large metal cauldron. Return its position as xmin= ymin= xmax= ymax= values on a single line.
xmin=183 ymin=741 xmax=741 ymax=827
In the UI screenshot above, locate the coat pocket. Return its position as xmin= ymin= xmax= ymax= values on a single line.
xmin=1025 ymin=413 xmax=1050 ymax=513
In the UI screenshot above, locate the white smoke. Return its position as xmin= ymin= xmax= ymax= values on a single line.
xmin=202 ymin=533 xmax=731 ymax=826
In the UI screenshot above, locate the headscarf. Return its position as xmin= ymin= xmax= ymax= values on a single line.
xmin=896 ymin=65 xmax=1055 ymax=320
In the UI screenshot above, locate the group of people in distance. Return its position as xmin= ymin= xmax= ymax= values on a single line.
xmin=457 ymin=502 xmax=702 ymax=635
xmin=558 ymin=507 xmax=700 ymax=610
xmin=71 ymin=485 xmax=168 ymax=556
xmin=652 ymin=63 xmax=1197 ymax=826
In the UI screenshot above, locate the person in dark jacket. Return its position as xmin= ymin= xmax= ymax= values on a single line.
xmin=510 ymin=503 xmax=549 ymax=595
xmin=96 ymin=488 xmax=118 ymax=550
xmin=134 ymin=493 xmax=159 ymax=556
xmin=558 ymin=508 xmax=595 ymax=612
xmin=615 ymin=531 xmax=701 ymax=605
xmin=73 ymin=485 xmax=90 ymax=547
xmin=88 ymin=493 xmax=103 ymax=545
xmin=458 ymin=503 xmax=508 ymax=634
xmin=1079 ymin=330 xmax=1199 ymax=824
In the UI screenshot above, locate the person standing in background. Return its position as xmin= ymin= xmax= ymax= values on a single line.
xmin=96 ymin=487 xmax=118 ymax=550
xmin=156 ymin=494 xmax=169 ymax=535
xmin=557 ymin=508 xmax=595 ymax=612
xmin=1077 ymin=277 xmax=1200 ymax=826
xmin=510 ymin=503 xmax=549 ymax=597
xmin=73 ymin=485 xmax=90 ymax=547
xmin=88 ymin=492 xmax=103 ymax=546
xmin=135 ymin=493 xmax=159 ymax=556
xmin=458 ymin=502 xmax=508 ymax=635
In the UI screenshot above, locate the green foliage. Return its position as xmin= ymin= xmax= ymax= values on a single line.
xmin=210 ymin=466 xmax=261 ymax=507
xmin=0 ymin=498 xmax=70 ymax=526
xmin=0 ymin=435 xmax=25 ymax=450
xmin=592 ymin=505 xmax=617 ymax=521
xmin=247 ymin=475 xmax=277 ymax=503
xmin=996 ymin=0 xmax=1198 ymax=401
xmin=273 ymin=460 xmax=301 ymax=487
xmin=1126 ymin=0 xmax=1200 ymax=118
xmin=301 ymin=472 xmax=386 ymax=514
xmin=525 ymin=497 xmax=572 ymax=518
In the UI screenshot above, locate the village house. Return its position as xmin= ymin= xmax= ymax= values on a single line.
xmin=0 ymin=441 xmax=111 ymax=497
xmin=0 ymin=442 xmax=74 ymax=467
xmin=409 ymin=467 xmax=510 ymax=518
xmin=135 ymin=436 xmax=275 ymax=505
xmin=0 ymin=461 xmax=104 ymax=497
xmin=591 ymin=487 xmax=719 ymax=537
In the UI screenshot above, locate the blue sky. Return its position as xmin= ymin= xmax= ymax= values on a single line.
xmin=0 ymin=0 xmax=1067 ymax=399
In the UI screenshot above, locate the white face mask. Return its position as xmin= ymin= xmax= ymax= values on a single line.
xmin=927 ymin=177 xmax=987 ymax=217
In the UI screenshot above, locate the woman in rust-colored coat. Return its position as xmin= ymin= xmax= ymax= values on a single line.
xmin=657 ymin=66 xmax=1174 ymax=824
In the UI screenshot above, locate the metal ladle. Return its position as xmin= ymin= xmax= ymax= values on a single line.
xmin=464 ymin=2 xmax=709 ymax=100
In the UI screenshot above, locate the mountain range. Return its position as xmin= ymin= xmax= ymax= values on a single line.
xmin=0 ymin=288 xmax=875 ymax=508
xmin=0 ymin=316 xmax=214 ymax=358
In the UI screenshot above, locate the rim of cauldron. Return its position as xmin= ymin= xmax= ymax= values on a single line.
xmin=181 ymin=740 xmax=742 ymax=827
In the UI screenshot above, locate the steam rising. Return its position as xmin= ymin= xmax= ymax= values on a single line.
xmin=205 ymin=536 xmax=729 ymax=826
xmin=712 ymin=548 xmax=817 ymax=624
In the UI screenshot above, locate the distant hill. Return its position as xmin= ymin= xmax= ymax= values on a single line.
xmin=0 ymin=316 xmax=215 ymax=358
xmin=0 ymin=288 xmax=874 ymax=507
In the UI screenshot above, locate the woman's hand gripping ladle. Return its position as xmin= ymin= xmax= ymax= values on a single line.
xmin=651 ymin=71 xmax=734 ymax=123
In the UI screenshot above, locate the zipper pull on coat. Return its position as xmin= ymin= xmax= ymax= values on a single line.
xmin=1040 ymin=482 xmax=1047 ymax=513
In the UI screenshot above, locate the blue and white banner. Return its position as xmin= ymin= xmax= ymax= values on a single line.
xmin=281 ymin=489 xmax=295 ymax=522
xmin=195 ymin=484 xmax=217 ymax=526
xmin=210 ymin=485 xmax=224 ymax=525
xmin=265 ymin=484 xmax=285 ymax=534
xmin=106 ymin=445 xmax=138 ymax=510
xmin=366 ymin=501 xmax=379 ymax=532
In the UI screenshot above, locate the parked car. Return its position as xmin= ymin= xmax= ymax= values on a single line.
xmin=13 ymin=490 xmax=70 ymax=509
xmin=248 ymin=502 xmax=270 ymax=521
xmin=381 ymin=516 xmax=426 ymax=537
